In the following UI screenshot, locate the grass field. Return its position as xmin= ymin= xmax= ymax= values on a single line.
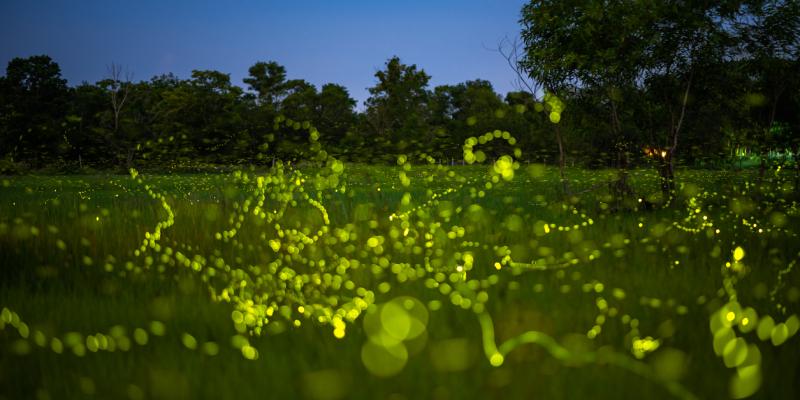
xmin=1 ymin=162 xmax=799 ymax=400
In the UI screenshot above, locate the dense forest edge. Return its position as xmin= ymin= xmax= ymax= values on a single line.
xmin=1 ymin=1 xmax=798 ymax=187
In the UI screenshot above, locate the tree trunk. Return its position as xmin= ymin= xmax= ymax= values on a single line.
xmin=662 ymin=74 xmax=691 ymax=204
xmin=609 ymin=98 xmax=633 ymax=206
xmin=760 ymin=97 xmax=779 ymax=183
xmin=125 ymin=147 xmax=135 ymax=169
xmin=659 ymin=151 xmax=675 ymax=200
xmin=555 ymin=124 xmax=569 ymax=195
xmin=794 ymin=144 xmax=799 ymax=193
xmin=610 ymin=147 xmax=634 ymax=211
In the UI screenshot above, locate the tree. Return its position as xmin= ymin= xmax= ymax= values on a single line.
xmin=272 ymin=79 xmax=319 ymax=160
xmin=734 ymin=0 xmax=800 ymax=177
xmin=129 ymin=74 xmax=191 ymax=166
xmin=639 ymin=1 xmax=743 ymax=196
xmin=0 ymin=55 xmax=69 ymax=167
xmin=243 ymin=61 xmax=287 ymax=108
xmin=241 ymin=61 xmax=291 ymax=163
xmin=184 ymin=70 xmax=245 ymax=162
xmin=316 ymin=84 xmax=356 ymax=150
xmin=520 ymin=0 xmax=744 ymax=201
xmin=280 ymin=79 xmax=318 ymax=122
xmin=520 ymin=0 xmax=650 ymax=201
xmin=97 ymin=63 xmax=136 ymax=167
xmin=64 ymin=83 xmax=107 ymax=168
xmin=429 ymin=80 xmax=508 ymax=160
xmin=106 ymin=63 xmax=131 ymax=134
xmin=364 ymin=56 xmax=431 ymax=155
xmin=497 ymin=36 xmax=569 ymax=194
xmin=137 ymin=70 xmax=247 ymax=166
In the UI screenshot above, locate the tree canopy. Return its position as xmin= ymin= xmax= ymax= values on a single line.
xmin=0 ymin=3 xmax=798 ymax=176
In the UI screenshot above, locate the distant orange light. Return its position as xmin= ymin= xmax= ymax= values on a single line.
xmin=642 ymin=147 xmax=671 ymax=158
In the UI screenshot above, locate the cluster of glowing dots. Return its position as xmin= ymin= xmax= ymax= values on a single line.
xmin=1 ymin=102 xmax=799 ymax=400
xmin=709 ymin=246 xmax=800 ymax=398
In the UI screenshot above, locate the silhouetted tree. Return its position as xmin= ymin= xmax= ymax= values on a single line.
xmin=365 ymin=56 xmax=431 ymax=156
xmin=0 ymin=55 xmax=69 ymax=167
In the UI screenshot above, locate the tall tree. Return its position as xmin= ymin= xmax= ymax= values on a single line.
xmin=498 ymin=36 xmax=570 ymax=193
xmin=271 ymin=79 xmax=319 ymax=160
xmin=0 ymin=55 xmax=69 ymax=167
xmin=130 ymin=74 xmax=190 ymax=166
xmin=280 ymin=79 xmax=318 ymax=122
xmin=243 ymin=61 xmax=287 ymax=108
xmin=521 ymin=0 xmax=742 ymax=200
xmin=429 ymin=80 xmax=507 ymax=160
xmin=520 ymin=0 xmax=649 ymax=200
xmin=150 ymin=70 xmax=245 ymax=165
xmin=640 ymin=1 xmax=740 ymax=195
xmin=364 ymin=56 xmax=431 ymax=154
xmin=735 ymin=0 xmax=800 ymax=177
xmin=64 ymin=83 xmax=107 ymax=168
xmin=316 ymin=83 xmax=357 ymax=149
xmin=97 ymin=63 xmax=136 ymax=167
xmin=187 ymin=70 xmax=245 ymax=162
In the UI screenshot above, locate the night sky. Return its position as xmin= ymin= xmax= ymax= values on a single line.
xmin=0 ymin=0 xmax=529 ymax=108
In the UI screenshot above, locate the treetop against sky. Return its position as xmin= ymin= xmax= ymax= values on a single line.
xmin=0 ymin=0 xmax=528 ymax=107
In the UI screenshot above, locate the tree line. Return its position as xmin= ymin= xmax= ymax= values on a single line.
xmin=0 ymin=54 xmax=564 ymax=172
xmin=1 ymin=0 xmax=798 ymax=184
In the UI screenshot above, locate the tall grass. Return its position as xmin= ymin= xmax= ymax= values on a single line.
xmin=0 ymin=164 xmax=798 ymax=400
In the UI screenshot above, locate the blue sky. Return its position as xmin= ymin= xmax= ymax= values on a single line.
xmin=1 ymin=0 xmax=529 ymax=108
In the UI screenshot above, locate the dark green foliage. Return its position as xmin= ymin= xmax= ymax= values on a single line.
xmin=316 ymin=84 xmax=357 ymax=149
xmin=519 ymin=0 xmax=799 ymax=191
xmin=0 ymin=3 xmax=798 ymax=174
xmin=243 ymin=61 xmax=287 ymax=108
xmin=363 ymin=56 xmax=433 ymax=158
xmin=0 ymin=55 xmax=70 ymax=168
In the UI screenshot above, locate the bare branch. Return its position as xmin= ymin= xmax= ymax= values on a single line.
xmin=106 ymin=62 xmax=132 ymax=133
xmin=489 ymin=36 xmax=570 ymax=195
xmin=488 ymin=36 xmax=544 ymax=100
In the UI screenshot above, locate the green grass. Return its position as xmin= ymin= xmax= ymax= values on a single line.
xmin=1 ymin=163 xmax=799 ymax=400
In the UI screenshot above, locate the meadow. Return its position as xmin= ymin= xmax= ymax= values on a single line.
xmin=1 ymin=155 xmax=799 ymax=399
